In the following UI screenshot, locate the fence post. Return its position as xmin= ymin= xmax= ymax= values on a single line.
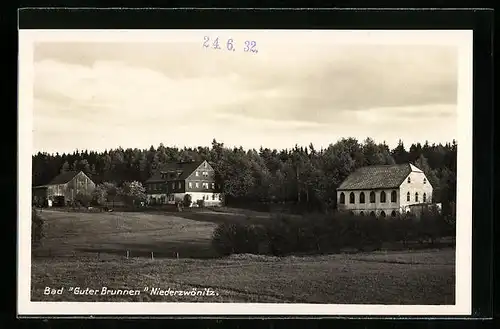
xmin=151 ymin=252 xmax=154 ymax=260
xmin=176 ymin=252 xmax=179 ymax=259
xmin=126 ymin=250 xmax=129 ymax=259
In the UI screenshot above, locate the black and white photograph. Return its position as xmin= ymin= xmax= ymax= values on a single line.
xmin=18 ymin=29 xmax=472 ymax=316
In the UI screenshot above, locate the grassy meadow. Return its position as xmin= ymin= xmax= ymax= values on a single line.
xmin=30 ymin=209 xmax=455 ymax=304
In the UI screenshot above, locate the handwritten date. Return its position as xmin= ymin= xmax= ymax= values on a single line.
xmin=203 ymin=36 xmax=258 ymax=54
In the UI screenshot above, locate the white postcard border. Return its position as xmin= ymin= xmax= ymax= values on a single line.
xmin=18 ymin=29 xmax=473 ymax=316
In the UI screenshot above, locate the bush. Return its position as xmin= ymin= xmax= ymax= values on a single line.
xmin=210 ymin=210 xmax=455 ymax=257
xmin=417 ymin=208 xmax=441 ymax=244
xmin=75 ymin=192 xmax=92 ymax=207
xmin=183 ymin=194 xmax=192 ymax=207
xmin=267 ymin=218 xmax=297 ymax=256
xmin=31 ymin=208 xmax=45 ymax=248
xmin=197 ymin=199 xmax=205 ymax=208
xmin=212 ymin=222 xmax=268 ymax=256
xmin=211 ymin=223 xmax=238 ymax=255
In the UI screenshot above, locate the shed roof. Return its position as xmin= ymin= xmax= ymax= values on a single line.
xmin=337 ymin=163 xmax=418 ymax=190
xmin=47 ymin=171 xmax=81 ymax=185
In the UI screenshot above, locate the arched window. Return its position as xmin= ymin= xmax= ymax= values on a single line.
xmin=423 ymin=177 xmax=427 ymax=184
xmin=370 ymin=211 xmax=376 ymax=217
xmin=407 ymin=192 xmax=410 ymax=201
xmin=415 ymin=192 xmax=419 ymax=202
xmin=407 ymin=177 xmax=411 ymax=183
xmin=391 ymin=210 xmax=397 ymax=217
xmin=339 ymin=192 xmax=345 ymax=204
xmin=423 ymin=193 xmax=427 ymax=203
xmin=360 ymin=192 xmax=365 ymax=203
xmin=380 ymin=211 xmax=386 ymax=218
xmin=360 ymin=211 xmax=364 ymax=216
xmin=349 ymin=192 xmax=355 ymax=204
xmin=370 ymin=191 xmax=376 ymax=203
xmin=380 ymin=191 xmax=386 ymax=203
xmin=391 ymin=190 xmax=397 ymax=203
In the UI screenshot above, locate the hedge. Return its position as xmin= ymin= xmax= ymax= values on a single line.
xmin=32 ymin=208 xmax=45 ymax=248
xmin=211 ymin=210 xmax=455 ymax=257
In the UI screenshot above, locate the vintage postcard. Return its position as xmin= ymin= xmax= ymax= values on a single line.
xmin=18 ymin=29 xmax=472 ymax=316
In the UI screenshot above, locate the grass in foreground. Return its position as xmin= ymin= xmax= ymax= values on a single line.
xmin=31 ymin=209 xmax=455 ymax=304
xmin=32 ymin=249 xmax=455 ymax=304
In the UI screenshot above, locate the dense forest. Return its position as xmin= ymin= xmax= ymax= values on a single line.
xmin=32 ymin=138 xmax=457 ymax=214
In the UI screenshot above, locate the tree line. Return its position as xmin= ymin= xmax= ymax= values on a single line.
xmin=32 ymin=138 xmax=457 ymax=214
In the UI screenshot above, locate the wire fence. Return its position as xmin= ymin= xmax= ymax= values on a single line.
xmin=32 ymin=249 xmax=182 ymax=261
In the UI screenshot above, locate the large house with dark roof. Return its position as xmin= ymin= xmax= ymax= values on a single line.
xmin=144 ymin=160 xmax=222 ymax=206
xmin=336 ymin=163 xmax=434 ymax=217
xmin=32 ymin=170 xmax=96 ymax=206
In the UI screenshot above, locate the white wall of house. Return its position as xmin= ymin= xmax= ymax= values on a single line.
xmin=398 ymin=169 xmax=433 ymax=211
xmin=183 ymin=192 xmax=222 ymax=206
xmin=336 ymin=189 xmax=400 ymax=217
xmin=147 ymin=193 xmax=168 ymax=203
xmin=148 ymin=192 xmax=222 ymax=206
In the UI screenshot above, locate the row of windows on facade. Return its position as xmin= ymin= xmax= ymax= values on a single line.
xmin=149 ymin=182 xmax=217 ymax=190
xmin=358 ymin=210 xmax=398 ymax=217
xmin=408 ymin=177 xmax=427 ymax=184
xmin=167 ymin=194 xmax=220 ymax=201
xmin=160 ymin=169 xmax=211 ymax=180
xmin=339 ymin=190 xmax=429 ymax=204
xmin=151 ymin=193 xmax=221 ymax=202
xmin=195 ymin=171 xmax=210 ymax=177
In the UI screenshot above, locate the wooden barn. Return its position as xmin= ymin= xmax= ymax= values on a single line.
xmin=32 ymin=171 xmax=96 ymax=206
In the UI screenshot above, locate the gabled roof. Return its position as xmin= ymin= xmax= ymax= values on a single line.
xmin=145 ymin=160 xmax=207 ymax=183
xmin=337 ymin=163 xmax=418 ymax=191
xmin=46 ymin=171 xmax=82 ymax=186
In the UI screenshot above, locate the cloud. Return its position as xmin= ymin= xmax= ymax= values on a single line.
xmin=32 ymin=41 xmax=458 ymax=153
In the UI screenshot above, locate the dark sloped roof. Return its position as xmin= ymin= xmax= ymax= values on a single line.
xmin=337 ymin=164 xmax=413 ymax=190
xmin=46 ymin=171 xmax=81 ymax=185
xmin=145 ymin=160 xmax=206 ymax=183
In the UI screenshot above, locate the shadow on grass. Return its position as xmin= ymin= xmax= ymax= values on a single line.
xmin=76 ymin=240 xmax=221 ymax=260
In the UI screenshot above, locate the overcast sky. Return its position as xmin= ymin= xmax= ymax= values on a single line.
xmin=32 ymin=33 xmax=458 ymax=154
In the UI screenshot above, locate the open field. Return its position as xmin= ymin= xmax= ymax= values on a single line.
xmin=30 ymin=209 xmax=455 ymax=304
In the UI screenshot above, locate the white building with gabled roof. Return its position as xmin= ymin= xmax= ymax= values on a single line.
xmin=336 ymin=163 xmax=434 ymax=217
